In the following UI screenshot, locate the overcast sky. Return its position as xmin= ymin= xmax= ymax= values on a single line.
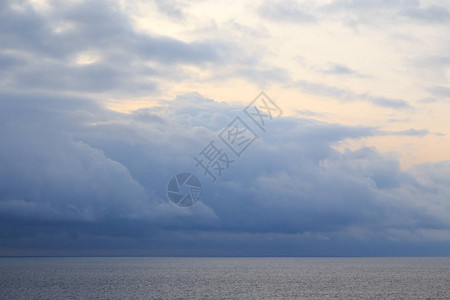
xmin=1 ymin=0 xmax=450 ymax=256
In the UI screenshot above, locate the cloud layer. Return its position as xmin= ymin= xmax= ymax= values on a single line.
xmin=0 ymin=0 xmax=449 ymax=255
xmin=1 ymin=91 xmax=450 ymax=255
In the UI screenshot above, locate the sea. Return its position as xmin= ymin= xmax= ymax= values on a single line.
xmin=1 ymin=257 xmax=449 ymax=299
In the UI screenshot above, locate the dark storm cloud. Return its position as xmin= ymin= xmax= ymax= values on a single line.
xmin=0 ymin=0 xmax=449 ymax=256
xmin=0 ymin=92 xmax=216 ymax=223
xmin=1 ymin=92 xmax=449 ymax=255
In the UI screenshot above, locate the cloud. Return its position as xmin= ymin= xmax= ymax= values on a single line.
xmin=234 ymin=67 xmax=291 ymax=86
xmin=295 ymin=80 xmax=413 ymax=109
xmin=0 ymin=0 xmax=235 ymax=95
xmin=319 ymin=64 xmax=363 ymax=76
xmin=0 ymin=92 xmax=217 ymax=224
xmin=0 ymin=0 xmax=295 ymax=96
xmin=297 ymin=0 xmax=450 ymax=27
xmin=153 ymin=0 xmax=186 ymax=20
xmin=0 ymin=0 xmax=449 ymax=256
xmin=387 ymin=117 xmax=410 ymax=123
xmin=403 ymin=5 xmax=450 ymax=24
xmin=308 ymin=63 xmax=368 ymax=78
xmin=1 ymin=91 xmax=449 ymax=255
xmin=367 ymin=96 xmax=412 ymax=109
xmin=428 ymin=86 xmax=450 ymax=99
xmin=258 ymin=0 xmax=316 ymax=23
xmin=378 ymin=128 xmax=430 ymax=137
xmin=295 ymin=110 xmax=327 ymax=118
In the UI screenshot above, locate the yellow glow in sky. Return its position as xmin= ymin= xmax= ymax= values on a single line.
xmin=105 ymin=0 xmax=450 ymax=168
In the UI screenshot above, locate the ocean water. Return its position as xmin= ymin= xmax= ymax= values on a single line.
xmin=1 ymin=257 xmax=449 ymax=299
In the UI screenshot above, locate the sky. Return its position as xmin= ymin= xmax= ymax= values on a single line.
xmin=1 ymin=0 xmax=450 ymax=256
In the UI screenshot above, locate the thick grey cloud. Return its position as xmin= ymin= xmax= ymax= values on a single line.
xmin=0 ymin=0 xmax=428 ymax=109
xmin=0 ymin=92 xmax=216 ymax=223
xmin=0 ymin=0 xmax=234 ymax=94
xmin=0 ymin=0 xmax=221 ymax=63
xmin=0 ymin=0 xmax=299 ymax=97
xmin=1 ymin=91 xmax=449 ymax=255
xmin=0 ymin=0 xmax=449 ymax=256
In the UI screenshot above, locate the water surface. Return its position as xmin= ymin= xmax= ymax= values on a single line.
xmin=1 ymin=257 xmax=449 ymax=299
